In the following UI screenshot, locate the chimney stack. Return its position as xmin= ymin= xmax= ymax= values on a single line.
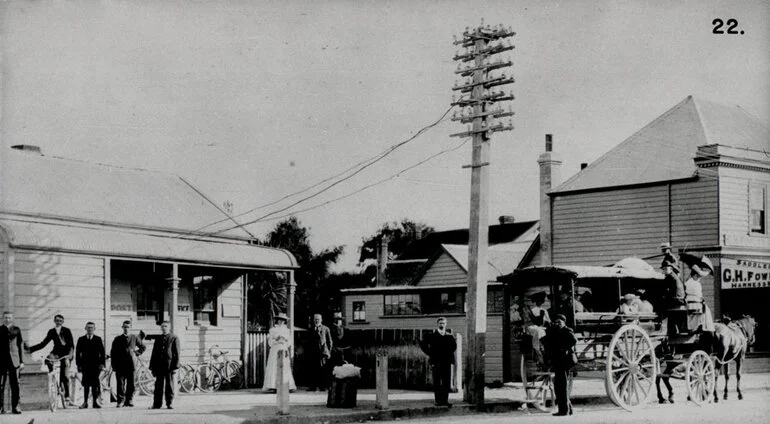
xmin=498 ymin=215 xmax=515 ymax=225
xmin=537 ymin=134 xmax=562 ymax=266
xmin=376 ymin=235 xmax=389 ymax=287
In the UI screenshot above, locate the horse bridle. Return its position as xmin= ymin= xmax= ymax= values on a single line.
xmin=733 ymin=320 xmax=756 ymax=345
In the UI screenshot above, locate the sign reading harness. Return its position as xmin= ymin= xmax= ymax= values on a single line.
xmin=721 ymin=258 xmax=770 ymax=289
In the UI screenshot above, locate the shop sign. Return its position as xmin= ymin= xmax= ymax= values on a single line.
xmin=721 ymin=258 xmax=770 ymax=289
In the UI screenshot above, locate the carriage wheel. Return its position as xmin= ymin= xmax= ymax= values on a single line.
xmin=520 ymin=355 xmax=556 ymax=412
xmin=685 ymin=350 xmax=715 ymax=406
xmin=605 ymin=324 xmax=657 ymax=411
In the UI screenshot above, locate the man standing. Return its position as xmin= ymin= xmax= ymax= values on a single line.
xmin=26 ymin=314 xmax=75 ymax=404
xmin=110 ymin=320 xmax=146 ymax=407
xmin=75 ymin=321 xmax=106 ymax=409
xmin=0 ymin=311 xmax=24 ymax=414
xmin=308 ymin=314 xmax=332 ymax=391
xmin=330 ymin=312 xmax=346 ymax=367
xmin=419 ymin=317 xmax=456 ymax=407
xmin=149 ymin=321 xmax=179 ymax=409
xmin=545 ymin=314 xmax=578 ymax=416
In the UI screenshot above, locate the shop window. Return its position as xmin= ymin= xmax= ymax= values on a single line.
xmin=136 ymin=284 xmax=162 ymax=323
xmin=750 ymin=184 xmax=766 ymax=234
xmin=352 ymin=301 xmax=366 ymax=322
xmin=384 ymin=293 xmax=421 ymax=315
xmin=193 ymin=276 xmax=218 ymax=326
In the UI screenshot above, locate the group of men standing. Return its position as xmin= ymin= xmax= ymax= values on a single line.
xmin=0 ymin=311 xmax=180 ymax=414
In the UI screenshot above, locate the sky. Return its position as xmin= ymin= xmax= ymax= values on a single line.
xmin=1 ymin=0 xmax=768 ymax=272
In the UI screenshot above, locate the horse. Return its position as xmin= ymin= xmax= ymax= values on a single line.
xmin=711 ymin=315 xmax=757 ymax=402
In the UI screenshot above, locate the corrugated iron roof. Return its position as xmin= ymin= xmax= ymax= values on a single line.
xmin=554 ymin=96 xmax=769 ymax=193
xmin=1 ymin=150 xmax=250 ymax=238
xmin=442 ymin=241 xmax=534 ymax=280
xmin=0 ymin=218 xmax=297 ymax=268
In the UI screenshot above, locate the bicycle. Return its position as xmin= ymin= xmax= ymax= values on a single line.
xmin=44 ymin=359 xmax=68 ymax=412
xmin=178 ymin=363 xmax=196 ymax=393
xmin=196 ymin=345 xmax=242 ymax=392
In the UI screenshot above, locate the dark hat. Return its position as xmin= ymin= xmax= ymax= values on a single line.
xmin=660 ymin=260 xmax=680 ymax=274
xmin=555 ymin=314 xmax=567 ymax=322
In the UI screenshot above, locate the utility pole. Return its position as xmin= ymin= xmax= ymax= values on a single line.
xmin=450 ymin=21 xmax=515 ymax=408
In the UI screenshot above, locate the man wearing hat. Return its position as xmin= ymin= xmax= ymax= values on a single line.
xmin=330 ymin=312 xmax=346 ymax=367
xmin=659 ymin=242 xmax=678 ymax=267
xmin=545 ymin=314 xmax=577 ymax=416
xmin=662 ymin=260 xmax=685 ymax=309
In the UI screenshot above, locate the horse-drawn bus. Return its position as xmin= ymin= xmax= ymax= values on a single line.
xmin=498 ymin=257 xmax=756 ymax=412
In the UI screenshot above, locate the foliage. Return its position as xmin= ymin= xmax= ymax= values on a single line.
xmin=253 ymin=216 xmax=344 ymax=328
xmin=357 ymin=219 xmax=434 ymax=283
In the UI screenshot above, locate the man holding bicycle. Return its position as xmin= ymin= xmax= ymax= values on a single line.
xmin=25 ymin=314 xmax=75 ymax=405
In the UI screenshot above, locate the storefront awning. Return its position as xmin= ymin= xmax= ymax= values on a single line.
xmin=0 ymin=219 xmax=297 ymax=269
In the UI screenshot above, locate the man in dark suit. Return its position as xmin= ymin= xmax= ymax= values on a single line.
xmin=75 ymin=321 xmax=106 ymax=409
xmin=0 ymin=311 xmax=24 ymax=414
xmin=419 ymin=316 xmax=457 ymax=407
xmin=149 ymin=321 xmax=179 ymax=409
xmin=308 ymin=313 xmax=333 ymax=391
xmin=545 ymin=314 xmax=578 ymax=416
xmin=110 ymin=320 xmax=146 ymax=407
xmin=26 ymin=314 xmax=75 ymax=404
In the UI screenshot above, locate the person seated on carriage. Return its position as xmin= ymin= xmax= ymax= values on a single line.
xmin=618 ymin=293 xmax=640 ymax=315
xmin=684 ymin=264 xmax=715 ymax=333
xmin=524 ymin=291 xmax=551 ymax=365
xmin=635 ymin=289 xmax=654 ymax=314
xmin=661 ymin=260 xmax=686 ymax=309
xmin=577 ymin=290 xmax=593 ymax=313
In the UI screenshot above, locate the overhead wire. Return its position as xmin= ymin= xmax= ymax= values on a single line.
xmin=176 ymin=104 xmax=458 ymax=239
xmin=249 ymin=137 xmax=472 ymax=224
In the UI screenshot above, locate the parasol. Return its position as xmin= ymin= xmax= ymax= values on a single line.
xmin=679 ymin=252 xmax=714 ymax=275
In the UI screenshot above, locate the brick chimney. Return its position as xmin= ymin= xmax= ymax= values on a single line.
xmin=537 ymin=134 xmax=562 ymax=266
xmin=376 ymin=235 xmax=389 ymax=287
xmin=498 ymin=215 xmax=515 ymax=225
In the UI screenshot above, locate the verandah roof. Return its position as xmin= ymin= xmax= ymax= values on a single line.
xmin=0 ymin=218 xmax=297 ymax=269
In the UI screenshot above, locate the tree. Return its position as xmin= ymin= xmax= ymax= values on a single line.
xmin=249 ymin=217 xmax=344 ymax=328
xmin=357 ymin=219 xmax=435 ymax=280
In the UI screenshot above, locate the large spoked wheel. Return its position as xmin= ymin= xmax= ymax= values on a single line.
xmin=685 ymin=350 xmax=715 ymax=406
xmin=605 ymin=324 xmax=657 ymax=411
xmin=197 ymin=364 xmax=223 ymax=392
xmin=520 ymin=356 xmax=556 ymax=413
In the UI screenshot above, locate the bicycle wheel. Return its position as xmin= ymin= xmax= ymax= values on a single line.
xmin=48 ymin=373 xmax=59 ymax=412
xmin=223 ymin=361 xmax=243 ymax=389
xmin=101 ymin=368 xmax=116 ymax=403
xmin=178 ymin=364 xmax=196 ymax=393
xmin=136 ymin=367 xmax=156 ymax=396
xmin=196 ymin=364 xmax=222 ymax=392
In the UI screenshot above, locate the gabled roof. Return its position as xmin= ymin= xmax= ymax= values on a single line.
xmin=554 ymin=96 xmax=769 ymax=193
xmin=398 ymin=220 xmax=539 ymax=260
xmin=1 ymin=149 xmax=249 ymax=238
xmin=442 ymin=242 xmax=533 ymax=280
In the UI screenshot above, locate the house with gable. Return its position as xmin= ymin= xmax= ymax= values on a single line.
xmin=0 ymin=146 xmax=298 ymax=393
xmin=340 ymin=218 xmax=539 ymax=383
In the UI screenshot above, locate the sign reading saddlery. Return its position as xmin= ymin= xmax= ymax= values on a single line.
xmin=721 ymin=258 xmax=770 ymax=289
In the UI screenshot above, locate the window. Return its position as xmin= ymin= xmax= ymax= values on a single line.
xmin=384 ymin=293 xmax=421 ymax=315
xmin=487 ymin=288 xmax=505 ymax=313
xmin=193 ymin=276 xmax=218 ymax=326
xmin=136 ymin=284 xmax=162 ymax=323
xmin=421 ymin=290 xmax=465 ymax=314
xmin=352 ymin=302 xmax=366 ymax=322
xmin=750 ymin=184 xmax=766 ymax=234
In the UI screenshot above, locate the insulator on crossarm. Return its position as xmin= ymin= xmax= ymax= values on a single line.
xmin=451 ymin=95 xmax=456 ymax=103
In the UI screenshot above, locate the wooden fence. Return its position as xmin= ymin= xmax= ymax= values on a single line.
xmin=246 ymin=328 xmax=461 ymax=390
xmin=246 ymin=331 xmax=269 ymax=388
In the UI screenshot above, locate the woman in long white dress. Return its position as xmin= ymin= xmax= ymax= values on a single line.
xmin=262 ymin=312 xmax=297 ymax=391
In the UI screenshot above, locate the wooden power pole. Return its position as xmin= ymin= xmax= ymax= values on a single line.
xmin=450 ymin=21 xmax=515 ymax=408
